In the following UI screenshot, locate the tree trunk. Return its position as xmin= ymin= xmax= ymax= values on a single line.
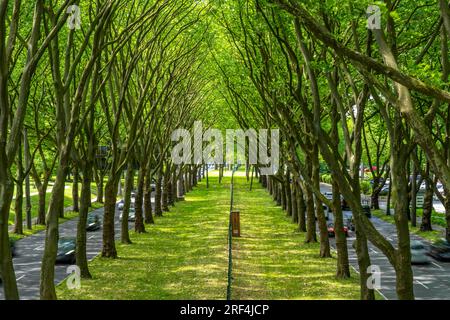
xmin=0 ymin=179 xmax=20 ymax=299
xmin=291 ymin=182 xmax=298 ymax=224
xmin=332 ymin=179 xmax=350 ymax=278
xmin=76 ymin=162 xmax=92 ymax=278
xmin=96 ymin=171 xmax=104 ymax=204
xmin=40 ymin=162 xmax=68 ymax=300
xmin=391 ymin=137 xmax=415 ymax=299
xmin=102 ymin=179 xmax=118 ymax=258
xmin=219 ymin=164 xmax=224 ymax=184
xmin=304 ymin=184 xmax=317 ymax=243
xmin=285 ymin=171 xmax=292 ymax=217
xmin=281 ymin=181 xmax=287 ymax=211
xmin=312 ymin=148 xmax=331 ymax=258
xmin=36 ymin=187 xmax=47 ymax=225
xmin=297 ymin=183 xmax=307 ymax=232
xmin=134 ymin=167 xmax=146 ymax=233
xmin=162 ymin=168 xmax=170 ymax=212
xmin=169 ymin=170 xmax=176 ymax=206
xmin=14 ymin=145 xmax=24 ymax=235
xmin=155 ymin=169 xmax=163 ymax=217
xmin=121 ymin=167 xmax=134 ymax=244
xmin=371 ymin=184 xmax=380 ymax=210
xmin=72 ymin=165 xmax=79 ymax=212
xmin=24 ymin=128 xmax=32 ymax=230
xmin=444 ymin=196 xmax=450 ymax=242
xmin=353 ymin=219 xmax=375 ymax=300
xmin=420 ymin=176 xmax=433 ymax=231
xmin=144 ymin=169 xmax=154 ymax=224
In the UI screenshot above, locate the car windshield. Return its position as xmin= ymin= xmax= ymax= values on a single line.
xmin=411 ymin=241 xmax=425 ymax=250
xmin=58 ymin=239 xmax=74 ymax=251
xmin=87 ymin=214 xmax=98 ymax=223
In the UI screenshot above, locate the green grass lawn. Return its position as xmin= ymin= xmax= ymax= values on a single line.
xmin=57 ymin=173 xmax=230 ymax=300
xmin=372 ymin=210 xmax=445 ymax=243
xmin=231 ymin=172 xmax=360 ymax=300
xmin=57 ymin=170 xmax=361 ymax=300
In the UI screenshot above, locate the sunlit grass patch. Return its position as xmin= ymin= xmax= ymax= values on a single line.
xmin=57 ymin=175 xmax=230 ymax=300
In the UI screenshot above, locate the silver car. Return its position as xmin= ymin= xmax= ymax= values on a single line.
xmin=411 ymin=240 xmax=430 ymax=265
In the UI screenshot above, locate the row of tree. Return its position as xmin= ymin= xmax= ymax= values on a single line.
xmin=0 ymin=0 xmax=218 ymax=300
xmin=213 ymin=0 xmax=450 ymax=300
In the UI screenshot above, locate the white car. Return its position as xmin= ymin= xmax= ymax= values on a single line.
xmin=119 ymin=208 xmax=136 ymax=222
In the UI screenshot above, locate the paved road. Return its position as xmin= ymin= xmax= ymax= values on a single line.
xmin=320 ymin=183 xmax=450 ymax=300
xmin=0 ymin=201 xmax=142 ymax=300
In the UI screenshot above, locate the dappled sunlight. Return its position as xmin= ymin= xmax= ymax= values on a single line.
xmin=231 ymin=175 xmax=360 ymax=300
xmin=57 ymin=175 xmax=229 ymax=300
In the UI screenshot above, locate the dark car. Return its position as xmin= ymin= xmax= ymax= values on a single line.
xmin=341 ymin=198 xmax=351 ymax=211
xmin=56 ymin=238 xmax=76 ymax=264
xmin=86 ymin=213 xmax=101 ymax=231
xmin=362 ymin=205 xmax=372 ymax=218
xmin=343 ymin=212 xmax=355 ymax=231
xmin=427 ymin=239 xmax=450 ymax=262
xmin=327 ymin=223 xmax=349 ymax=238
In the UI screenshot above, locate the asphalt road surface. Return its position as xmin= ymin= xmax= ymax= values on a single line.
xmin=0 ymin=202 xmax=138 ymax=300
xmin=320 ymin=183 xmax=450 ymax=300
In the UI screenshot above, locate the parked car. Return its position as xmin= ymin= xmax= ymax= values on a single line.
xmin=343 ymin=212 xmax=355 ymax=231
xmin=410 ymin=240 xmax=430 ymax=265
xmin=327 ymin=223 xmax=349 ymax=238
xmin=118 ymin=200 xmax=124 ymax=211
xmin=341 ymin=198 xmax=351 ymax=211
xmin=419 ymin=181 xmax=426 ymax=192
xmin=435 ymin=182 xmax=445 ymax=200
xmin=427 ymin=239 xmax=450 ymax=262
xmin=380 ymin=180 xmax=390 ymax=195
xmin=86 ymin=213 xmax=101 ymax=231
xmin=322 ymin=191 xmax=353 ymax=213
xmin=120 ymin=208 xmax=136 ymax=222
xmin=314 ymin=204 xmax=330 ymax=221
xmin=362 ymin=205 xmax=372 ymax=218
xmin=118 ymin=199 xmax=135 ymax=211
xmin=56 ymin=238 xmax=76 ymax=264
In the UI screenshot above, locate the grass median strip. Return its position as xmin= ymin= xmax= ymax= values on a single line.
xmin=372 ymin=210 xmax=444 ymax=243
xmin=231 ymin=172 xmax=360 ymax=300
